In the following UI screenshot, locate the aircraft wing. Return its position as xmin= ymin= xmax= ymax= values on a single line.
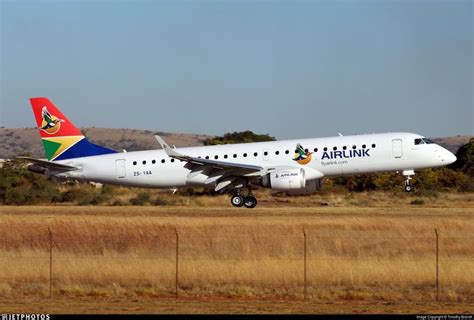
xmin=155 ymin=136 xmax=264 ymax=191
xmin=155 ymin=136 xmax=263 ymax=172
xmin=14 ymin=156 xmax=79 ymax=172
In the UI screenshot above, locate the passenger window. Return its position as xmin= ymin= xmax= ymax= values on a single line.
xmin=313 ymin=148 xmax=318 ymax=152
xmin=133 ymin=161 xmax=137 ymax=165
xmin=254 ymin=152 xmax=258 ymax=157
xmin=243 ymin=153 xmax=247 ymax=157
xmin=171 ymin=159 xmax=175 ymax=163
xmin=214 ymin=155 xmax=218 ymax=159
xmin=372 ymin=144 xmax=376 ymax=148
xmin=343 ymin=146 xmax=347 ymax=150
xmin=333 ymin=147 xmax=337 ymax=151
xmin=152 ymin=160 xmax=156 ymax=164
xmin=233 ymin=154 xmax=237 ymax=158
xmin=161 ymin=159 xmax=165 ymax=163
xmin=142 ymin=160 xmax=146 ymax=165
xmin=323 ymin=147 xmax=328 ymax=151
xmin=224 ymin=154 xmax=228 ymax=159
xmin=362 ymin=144 xmax=366 ymax=149
xmin=264 ymin=151 xmax=268 ymax=156
xmin=205 ymin=156 xmax=209 ymax=159
xmin=352 ymin=145 xmax=356 ymax=149
xmin=275 ymin=151 xmax=279 ymax=155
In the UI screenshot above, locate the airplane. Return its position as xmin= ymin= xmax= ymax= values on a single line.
xmin=16 ymin=97 xmax=457 ymax=208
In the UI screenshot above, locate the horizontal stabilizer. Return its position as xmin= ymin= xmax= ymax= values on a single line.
xmin=14 ymin=156 xmax=79 ymax=172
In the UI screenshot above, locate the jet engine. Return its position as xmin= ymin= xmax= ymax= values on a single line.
xmin=27 ymin=164 xmax=48 ymax=175
xmin=261 ymin=168 xmax=306 ymax=190
xmin=285 ymin=178 xmax=323 ymax=194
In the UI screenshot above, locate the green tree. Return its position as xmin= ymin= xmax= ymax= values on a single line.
xmin=373 ymin=172 xmax=403 ymax=190
xmin=435 ymin=168 xmax=469 ymax=189
xmin=449 ymin=138 xmax=474 ymax=177
xmin=413 ymin=169 xmax=440 ymax=190
xmin=204 ymin=130 xmax=275 ymax=145
xmin=0 ymin=159 xmax=60 ymax=204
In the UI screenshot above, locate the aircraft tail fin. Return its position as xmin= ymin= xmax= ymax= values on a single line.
xmin=30 ymin=97 xmax=117 ymax=161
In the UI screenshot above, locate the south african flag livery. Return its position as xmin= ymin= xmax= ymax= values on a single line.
xmin=31 ymin=97 xmax=116 ymax=161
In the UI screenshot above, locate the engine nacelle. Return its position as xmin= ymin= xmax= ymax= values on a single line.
xmin=262 ymin=168 xmax=306 ymax=190
xmin=285 ymin=178 xmax=323 ymax=194
xmin=27 ymin=164 xmax=48 ymax=175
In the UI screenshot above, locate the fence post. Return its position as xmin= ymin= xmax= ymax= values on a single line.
xmin=303 ymin=228 xmax=307 ymax=301
xmin=47 ymin=227 xmax=53 ymax=298
xmin=435 ymin=228 xmax=439 ymax=302
xmin=175 ymin=229 xmax=179 ymax=298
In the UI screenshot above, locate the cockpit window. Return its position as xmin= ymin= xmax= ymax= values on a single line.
xmin=415 ymin=138 xmax=435 ymax=145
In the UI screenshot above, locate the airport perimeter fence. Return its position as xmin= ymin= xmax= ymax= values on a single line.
xmin=0 ymin=228 xmax=473 ymax=302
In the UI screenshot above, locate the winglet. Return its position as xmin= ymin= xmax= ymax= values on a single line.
xmin=155 ymin=135 xmax=171 ymax=149
xmin=155 ymin=135 xmax=184 ymax=158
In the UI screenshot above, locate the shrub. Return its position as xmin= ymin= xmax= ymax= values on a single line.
xmin=0 ymin=160 xmax=60 ymax=204
xmin=4 ymin=185 xmax=32 ymax=204
xmin=112 ymin=199 xmax=125 ymax=206
xmin=410 ymin=199 xmax=425 ymax=205
xmin=204 ymin=130 xmax=275 ymax=145
xmin=152 ymin=197 xmax=168 ymax=206
xmin=129 ymin=192 xmax=151 ymax=205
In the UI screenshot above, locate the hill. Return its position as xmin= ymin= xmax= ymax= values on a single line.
xmin=429 ymin=135 xmax=473 ymax=153
xmin=0 ymin=127 xmax=213 ymax=159
xmin=0 ymin=127 xmax=471 ymax=159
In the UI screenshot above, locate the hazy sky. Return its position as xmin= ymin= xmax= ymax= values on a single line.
xmin=1 ymin=0 xmax=472 ymax=139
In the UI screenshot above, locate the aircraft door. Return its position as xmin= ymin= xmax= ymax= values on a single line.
xmin=115 ymin=159 xmax=126 ymax=179
xmin=392 ymin=139 xmax=403 ymax=158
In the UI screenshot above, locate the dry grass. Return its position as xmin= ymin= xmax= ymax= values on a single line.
xmin=103 ymin=187 xmax=474 ymax=208
xmin=0 ymin=201 xmax=473 ymax=304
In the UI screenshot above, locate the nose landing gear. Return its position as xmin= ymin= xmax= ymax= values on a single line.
xmin=404 ymin=179 xmax=412 ymax=192
xmin=230 ymin=189 xmax=257 ymax=208
xmin=403 ymin=170 xmax=415 ymax=193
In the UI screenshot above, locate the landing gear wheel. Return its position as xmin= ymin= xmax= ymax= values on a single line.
xmin=404 ymin=179 xmax=413 ymax=192
xmin=244 ymin=196 xmax=257 ymax=209
xmin=231 ymin=194 xmax=244 ymax=207
xmin=402 ymin=170 xmax=415 ymax=193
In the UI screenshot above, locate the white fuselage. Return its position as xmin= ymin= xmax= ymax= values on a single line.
xmin=55 ymin=132 xmax=456 ymax=189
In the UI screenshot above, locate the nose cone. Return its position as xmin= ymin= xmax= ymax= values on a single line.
xmin=444 ymin=149 xmax=457 ymax=165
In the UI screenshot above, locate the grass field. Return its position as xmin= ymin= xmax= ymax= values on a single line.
xmin=0 ymin=193 xmax=473 ymax=314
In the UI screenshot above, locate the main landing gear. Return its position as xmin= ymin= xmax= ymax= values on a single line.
xmin=403 ymin=170 xmax=415 ymax=193
xmin=230 ymin=189 xmax=257 ymax=209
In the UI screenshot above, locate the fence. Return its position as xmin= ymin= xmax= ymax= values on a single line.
xmin=0 ymin=228 xmax=473 ymax=302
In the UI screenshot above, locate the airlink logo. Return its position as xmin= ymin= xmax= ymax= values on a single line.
xmin=321 ymin=149 xmax=370 ymax=160
xmin=276 ymin=172 xmax=298 ymax=178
